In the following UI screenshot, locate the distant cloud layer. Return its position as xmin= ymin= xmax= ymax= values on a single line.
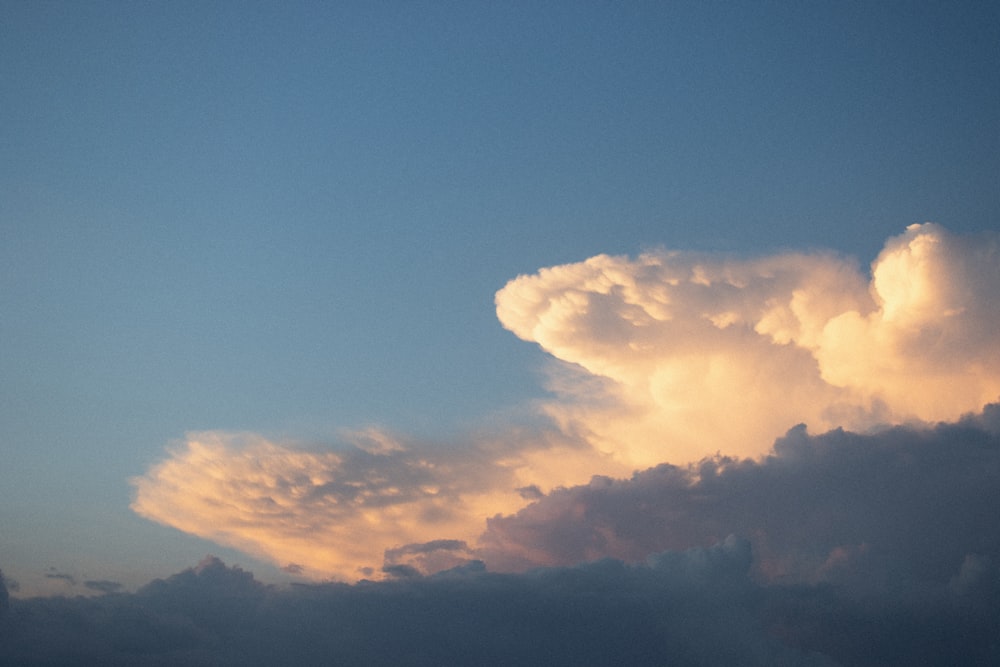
xmin=131 ymin=225 xmax=1000 ymax=583
xmin=3 ymin=541 xmax=998 ymax=666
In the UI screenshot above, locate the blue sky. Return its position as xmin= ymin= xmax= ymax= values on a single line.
xmin=1 ymin=0 xmax=998 ymax=603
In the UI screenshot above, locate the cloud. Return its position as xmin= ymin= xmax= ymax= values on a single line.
xmin=0 ymin=545 xmax=833 ymax=666
xmin=5 ymin=542 xmax=999 ymax=666
xmin=479 ymin=404 xmax=1000 ymax=588
xmin=130 ymin=427 xmax=577 ymax=581
xmin=496 ymin=223 xmax=1000 ymax=465
xmin=0 ymin=571 xmax=9 ymax=618
xmin=382 ymin=539 xmax=477 ymax=577
xmin=0 ymin=570 xmax=18 ymax=593
xmin=117 ymin=406 xmax=1000 ymax=665
xmin=131 ymin=225 xmax=1000 ymax=585
xmin=84 ymin=580 xmax=123 ymax=594
xmin=44 ymin=569 xmax=76 ymax=586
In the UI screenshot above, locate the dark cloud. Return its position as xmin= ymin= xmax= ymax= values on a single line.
xmin=380 ymin=563 xmax=422 ymax=580
xmin=0 ymin=570 xmax=9 ymax=618
xmin=3 ymin=541 xmax=997 ymax=666
xmin=384 ymin=539 xmax=470 ymax=558
xmin=383 ymin=539 xmax=476 ymax=576
xmin=479 ymin=404 xmax=1000 ymax=593
xmin=0 ymin=544 xmax=829 ymax=666
xmin=44 ymin=570 xmax=76 ymax=586
xmin=517 ymin=484 xmax=544 ymax=500
xmin=84 ymin=580 xmax=123 ymax=594
xmin=2 ymin=571 xmax=20 ymax=593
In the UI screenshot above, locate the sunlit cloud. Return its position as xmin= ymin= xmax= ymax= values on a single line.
xmin=130 ymin=427 xmax=579 ymax=580
xmin=496 ymin=223 xmax=1000 ymax=465
xmin=133 ymin=224 xmax=1000 ymax=581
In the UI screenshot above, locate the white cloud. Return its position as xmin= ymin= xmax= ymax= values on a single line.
xmin=496 ymin=223 xmax=1000 ymax=465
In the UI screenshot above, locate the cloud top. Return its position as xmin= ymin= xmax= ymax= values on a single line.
xmin=496 ymin=223 xmax=1000 ymax=463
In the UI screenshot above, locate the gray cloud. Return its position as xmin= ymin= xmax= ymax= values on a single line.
xmin=478 ymin=404 xmax=1000 ymax=592
xmin=0 ymin=544 xmax=829 ymax=666
xmin=84 ymin=580 xmax=123 ymax=594
xmin=44 ymin=570 xmax=76 ymax=586
xmin=3 ymin=539 xmax=998 ymax=666
xmin=383 ymin=539 xmax=477 ymax=577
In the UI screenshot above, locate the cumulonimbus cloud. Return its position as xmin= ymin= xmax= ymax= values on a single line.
xmin=132 ymin=224 xmax=1000 ymax=581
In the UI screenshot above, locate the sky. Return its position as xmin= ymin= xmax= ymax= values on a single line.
xmin=1 ymin=0 xmax=999 ymax=663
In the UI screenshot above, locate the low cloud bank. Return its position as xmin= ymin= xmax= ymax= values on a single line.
xmin=2 ymin=542 xmax=997 ymax=666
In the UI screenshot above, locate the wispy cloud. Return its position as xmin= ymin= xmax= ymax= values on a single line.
xmin=132 ymin=225 xmax=1000 ymax=582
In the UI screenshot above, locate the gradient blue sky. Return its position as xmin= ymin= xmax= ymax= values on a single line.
xmin=2 ymin=1 xmax=998 ymax=595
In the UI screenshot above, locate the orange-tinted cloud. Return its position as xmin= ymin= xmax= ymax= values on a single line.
xmin=130 ymin=427 xmax=581 ymax=581
xmin=496 ymin=223 xmax=1000 ymax=466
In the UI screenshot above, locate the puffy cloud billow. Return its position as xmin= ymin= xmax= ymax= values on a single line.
xmin=129 ymin=225 xmax=1000 ymax=594
xmin=496 ymin=223 xmax=1000 ymax=465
